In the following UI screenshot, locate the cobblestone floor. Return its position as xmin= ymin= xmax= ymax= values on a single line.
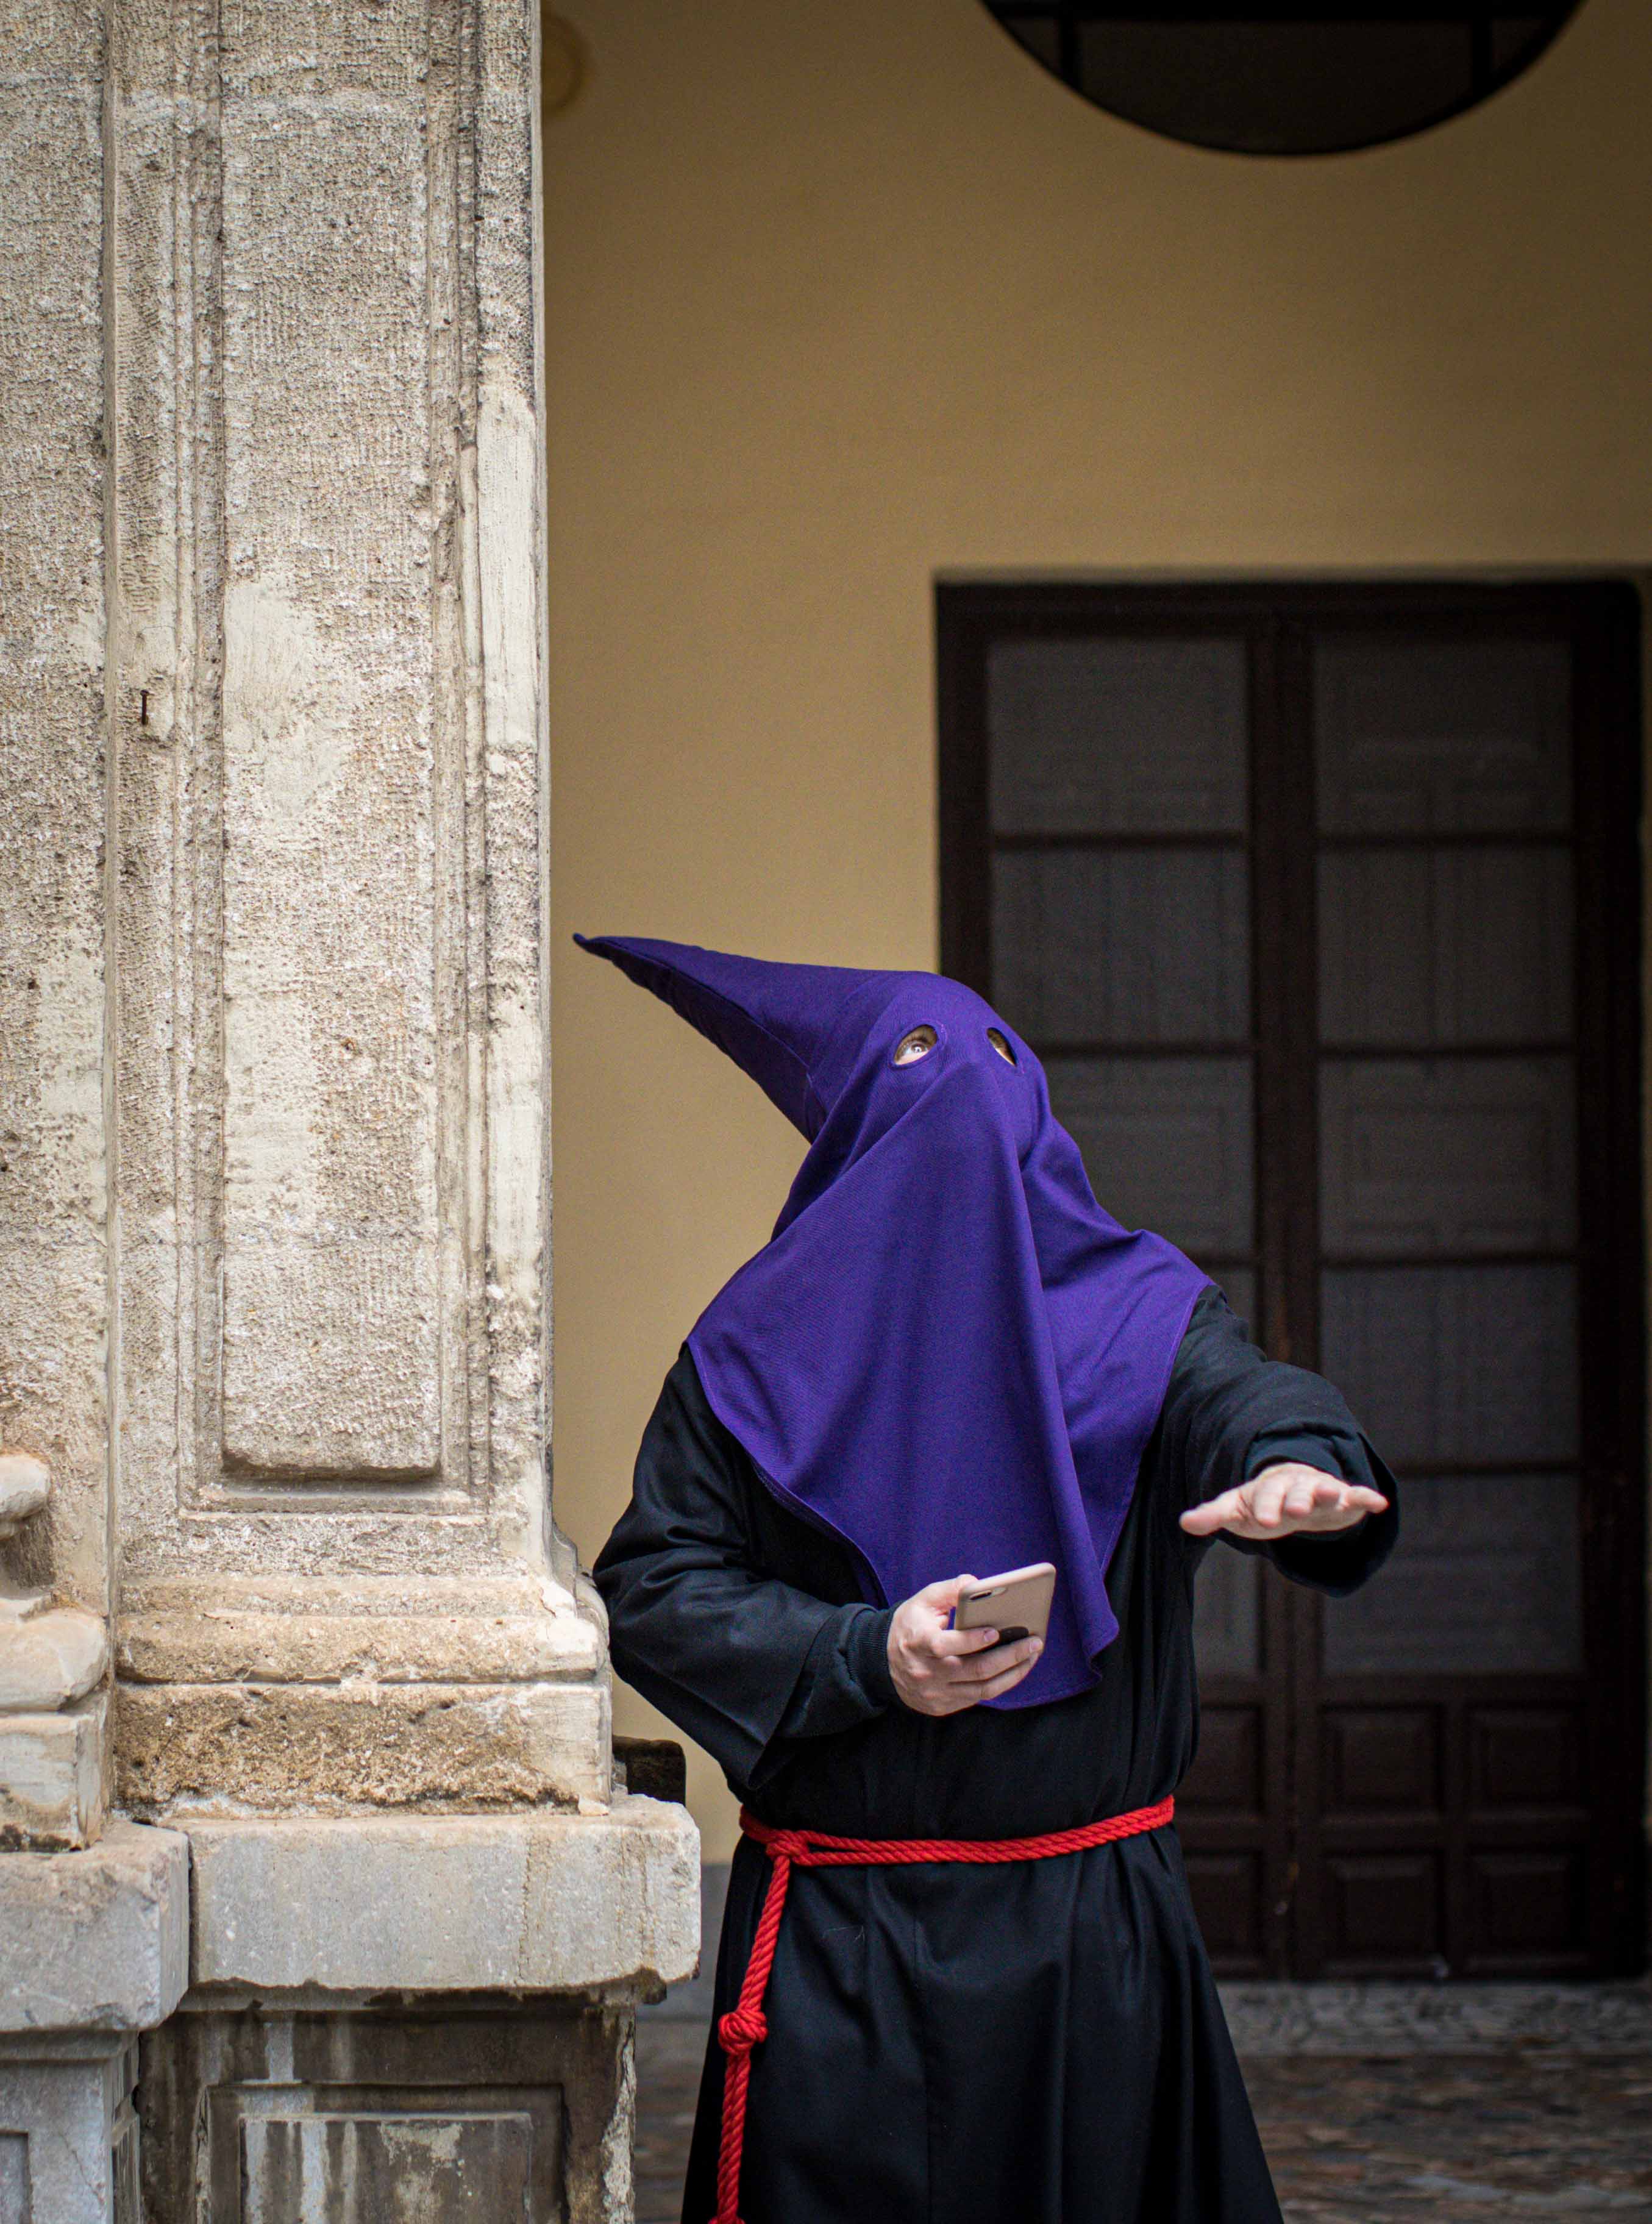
xmin=633 ymin=2024 xmax=706 ymax=2224
xmin=1245 ymin=2053 xmax=1652 ymax=2220
xmin=633 ymin=2025 xmax=1652 ymax=2223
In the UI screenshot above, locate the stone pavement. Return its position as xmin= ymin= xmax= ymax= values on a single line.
xmin=635 ymin=2018 xmax=1652 ymax=2223
xmin=634 ymin=2024 xmax=709 ymax=2224
xmin=1245 ymin=2053 xmax=1652 ymax=2220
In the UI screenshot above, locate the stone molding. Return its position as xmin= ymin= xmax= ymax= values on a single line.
xmin=0 ymin=1453 xmax=111 ymax=1849
xmin=0 ymin=1697 xmax=108 ymax=1853
xmin=183 ymin=1797 xmax=700 ymax=1998
xmin=0 ymin=1609 xmax=107 ymax=1711
xmin=0 ymin=1823 xmax=189 ymax=2036
xmin=0 ymin=2037 xmax=142 ymax=2224
xmin=0 ymin=1455 xmax=52 ymax=1623
xmin=140 ymin=2000 xmax=638 ymax=2224
xmin=115 ymin=1574 xmax=603 ymax=1686
xmin=116 ymin=1679 xmax=611 ymax=1818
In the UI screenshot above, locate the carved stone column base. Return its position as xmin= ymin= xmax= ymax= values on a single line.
xmin=0 ymin=2034 xmax=141 ymax=2224
xmin=0 ymin=1823 xmax=190 ymax=2220
xmin=114 ymin=1578 xmax=616 ymax=1817
xmin=0 ymin=1455 xmax=113 ymax=1850
xmin=183 ymin=1798 xmax=699 ymax=1995
xmin=115 ymin=1680 xmax=611 ymax=1817
xmin=135 ymin=1798 xmax=699 ymax=2223
xmin=142 ymin=2003 xmax=639 ymax=2224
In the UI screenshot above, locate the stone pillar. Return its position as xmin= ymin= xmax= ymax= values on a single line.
xmin=0 ymin=0 xmax=697 ymax=2215
xmin=0 ymin=7 xmax=194 ymax=2214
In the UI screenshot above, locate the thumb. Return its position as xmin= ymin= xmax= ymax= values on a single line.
xmin=922 ymin=1572 xmax=977 ymax=1614
xmin=1179 ymin=1494 xmax=1233 ymax=1535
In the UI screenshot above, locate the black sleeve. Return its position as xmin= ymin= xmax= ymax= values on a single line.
xmin=1156 ymin=1286 xmax=1400 ymax=1597
xmin=592 ymin=1348 xmax=897 ymax=1793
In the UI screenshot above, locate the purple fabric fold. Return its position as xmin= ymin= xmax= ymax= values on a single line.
xmin=577 ymin=934 xmax=1210 ymax=1707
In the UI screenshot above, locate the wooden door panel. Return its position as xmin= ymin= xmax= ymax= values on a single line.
xmin=1183 ymin=1852 xmax=1267 ymax=1971
xmin=986 ymin=635 xmax=1249 ymax=835
xmin=1325 ymin=1853 xmax=1444 ymax=1970
xmin=1321 ymin=1707 xmax=1442 ymax=1813
xmin=1312 ymin=635 xmax=1573 ymax=833
xmin=1045 ymin=1057 xmax=1255 ymax=1257
xmin=1466 ymin=1849 xmax=1589 ymax=1971
xmin=991 ymin=848 xmax=1251 ymax=1042
xmin=1468 ymin=1705 xmax=1588 ymax=1809
xmin=1318 ymin=847 xmax=1575 ymax=1046
xmin=939 ymin=579 xmax=1645 ymax=1978
xmin=1319 ymin=1263 xmax=1579 ymax=1467
xmin=1325 ymin=1475 xmax=1583 ymax=1677
xmin=1319 ymin=1057 xmax=1577 ymax=1255
xmin=1305 ymin=612 xmax=1623 ymax=1975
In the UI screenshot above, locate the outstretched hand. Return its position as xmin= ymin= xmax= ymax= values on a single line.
xmin=887 ymin=1574 xmax=1044 ymax=1716
xmin=1178 ymin=1460 xmax=1388 ymax=1541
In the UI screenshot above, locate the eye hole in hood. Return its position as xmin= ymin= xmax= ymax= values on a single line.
xmin=986 ymin=1027 xmax=1016 ymax=1066
xmin=892 ymin=1024 xmax=938 ymax=1067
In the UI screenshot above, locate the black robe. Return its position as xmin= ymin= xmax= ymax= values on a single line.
xmin=595 ymin=1287 xmax=1399 ymax=2224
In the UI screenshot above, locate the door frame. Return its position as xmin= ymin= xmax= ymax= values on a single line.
xmin=936 ymin=576 xmax=1648 ymax=1975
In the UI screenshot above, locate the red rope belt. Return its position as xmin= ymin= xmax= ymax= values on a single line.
xmin=710 ymin=1793 xmax=1175 ymax=2224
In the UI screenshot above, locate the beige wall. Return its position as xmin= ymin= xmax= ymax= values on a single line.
xmin=543 ymin=0 xmax=1652 ymax=1860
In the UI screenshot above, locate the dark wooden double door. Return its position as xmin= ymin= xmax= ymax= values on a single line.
xmin=939 ymin=580 xmax=1645 ymax=1977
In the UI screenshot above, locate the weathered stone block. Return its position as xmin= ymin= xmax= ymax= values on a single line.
xmin=0 ymin=1691 xmax=106 ymax=1850
xmin=0 ymin=1455 xmax=49 ymax=1530
xmin=0 ymin=1822 xmax=188 ymax=2033
xmin=241 ymin=2108 xmax=536 ymax=2222
xmin=116 ymin=1679 xmax=611 ymax=1817
xmin=0 ymin=1608 xmax=107 ymax=1709
xmin=185 ymin=1797 xmax=700 ymax=1995
xmin=116 ymin=1598 xmax=601 ymax=1687
xmin=142 ymin=2002 xmax=636 ymax=2224
xmin=0 ymin=2036 xmax=139 ymax=2224
xmin=0 ymin=1452 xmax=61 ymax=1622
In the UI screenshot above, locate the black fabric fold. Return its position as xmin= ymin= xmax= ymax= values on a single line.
xmin=594 ymin=1285 xmax=1400 ymax=2224
xmin=594 ymin=1348 xmax=901 ymax=1791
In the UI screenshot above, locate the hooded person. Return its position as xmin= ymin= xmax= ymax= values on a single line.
xmin=582 ymin=934 xmax=1399 ymax=2224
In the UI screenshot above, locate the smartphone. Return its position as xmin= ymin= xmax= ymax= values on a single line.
xmin=952 ymin=1562 xmax=1056 ymax=1648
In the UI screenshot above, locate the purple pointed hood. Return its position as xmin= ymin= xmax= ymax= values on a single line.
xmin=577 ymin=933 xmax=1211 ymax=1707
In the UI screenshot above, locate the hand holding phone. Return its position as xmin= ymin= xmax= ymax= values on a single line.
xmin=886 ymin=1570 xmax=1049 ymax=1716
xmin=952 ymin=1561 xmax=1057 ymax=1649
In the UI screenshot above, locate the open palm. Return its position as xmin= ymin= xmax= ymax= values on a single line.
xmin=1179 ymin=1460 xmax=1388 ymax=1541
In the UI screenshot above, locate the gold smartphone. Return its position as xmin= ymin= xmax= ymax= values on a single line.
xmin=953 ymin=1561 xmax=1057 ymax=1647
